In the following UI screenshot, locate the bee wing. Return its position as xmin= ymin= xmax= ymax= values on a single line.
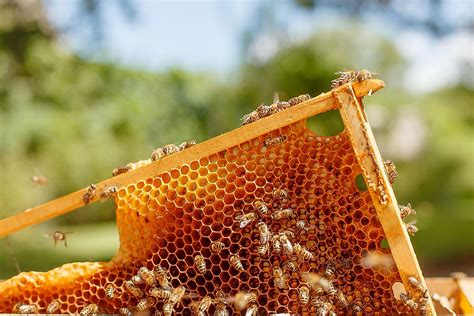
xmin=239 ymin=219 xmax=252 ymax=228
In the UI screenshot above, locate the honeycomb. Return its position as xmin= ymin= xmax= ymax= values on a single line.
xmin=0 ymin=120 xmax=412 ymax=314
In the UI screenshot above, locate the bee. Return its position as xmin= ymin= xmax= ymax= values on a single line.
xmin=406 ymin=220 xmax=418 ymax=236
xmin=272 ymin=188 xmax=288 ymax=199
xmin=255 ymin=104 xmax=272 ymax=118
xmin=284 ymin=260 xmax=298 ymax=272
xmin=105 ymin=284 xmax=115 ymax=299
xmin=245 ymin=303 xmax=259 ymax=316
xmin=288 ymin=93 xmax=311 ymax=107
xmin=316 ymin=301 xmax=335 ymax=316
xmin=194 ymin=255 xmax=207 ymax=274
xmin=119 ymin=308 xmax=133 ymax=316
xmin=31 ymin=175 xmax=48 ymax=185
xmin=271 ymin=208 xmax=293 ymax=220
xmin=169 ymin=286 xmax=186 ymax=305
xmin=151 ymin=147 xmax=166 ymax=161
xmin=383 ymin=160 xmax=398 ymax=184
xmin=214 ymin=302 xmax=230 ymax=316
xmin=179 ymin=140 xmax=196 ymax=151
xmin=82 ymin=184 xmax=97 ymax=204
xmin=399 ymin=203 xmax=416 ymax=220
xmin=137 ymin=297 xmax=155 ymax=311
xmin=355 ymin=69 xmax=375 ymax=81
xmin=408 ymin=276 xmax=428 ymax=298
xmin=256 ymin=222 xmax=271 ymax=245
xmin=330 ymin=70 xmax=355 ymax=89
xmin=112 ymin=164 xmax=131 ymax=176
xmin=324 ymin=261 xmax=337 ymax=280
xmin=400 ymin=293 xmax=419 ymax=310
xmin=253 ymin=200 xmax=268 ymax=215
xmin=241 ymin=111 xmax=260 ymax=125
xmin=361 ymin=251 xmax=394 ymax=270
xmin=299 ymin=285 xmax=310 ymax=305
xmin=211 ymin=241 xmax=225 ymax=253
xmin=264 ymin=135 xmax=287 ymax=147
xmin=230 ymin=254 xmax=244 ymax=271
xmin=257 ymin=241 xmax=270 ymax=257
xmin=235 ymin=212 xmax=258 ymax=228
xmin=280 ymin=229 xmax=295 ymax=239
xmin=193 ymin=296 xmax=213 ymax=314
xmin=272 ymin=235 xmax=282 ymax=254
xmin=163 ymin=302 xmax=174 ymax=316
xmin=155 ymin=264 xmax=171 ymax=289
xmin=294 ymin=243 xmax=314 ymax=261
xmin=131 ymin=274 xmax=144 ymax=285
xmin=271 ymin=101 xmax=290 ymax=114
xmin=47 ymin=230 xmax=73 ymax=247
xmin=162 ymin=144 xmax=180 ymax=156
xmin=334 ymin=290 xmax=349 ymax=308
xmin=46 ymin=299 xmax=61 ymax=313
xmin=80 ymin=304 xmax=99 ymax=315
xmin=100 ymin=185 xmax=118 ymax=200
xmin=124 ymin=280 xmax=144 ymax=298
xmin=348 ymin=302 xmax=364 ymax=315
xmin=231 ymin=291 xmax=258 ymax=311
xmin=278 ymin=233 xmax=293 ymax=254
xmin=150 ymin=287 xmax=171 ymax=299
xmin=302 ymin=273 xmax=336 ymax=295
xmin=15 ymin=303 xmax=38 ymax=314
xmin=273 ymin=266 xmax=288 ymax=289
xmin=138 ymin=266 xmax=156 ymax=286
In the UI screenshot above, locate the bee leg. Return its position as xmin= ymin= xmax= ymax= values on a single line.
xmin=64 ymin=239 xmax=68 ymax=248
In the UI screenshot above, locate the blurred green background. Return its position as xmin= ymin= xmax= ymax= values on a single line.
xmin=0 ymin=0 xmax=472 ymax=279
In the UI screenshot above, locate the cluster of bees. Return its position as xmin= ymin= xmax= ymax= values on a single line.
xmin=241 ymin=94 xmax=311 ymax=125
xmin=400 ymin=276 xmax=431 ymax=315
xmin=330 ymin=69 xmax=375 ymax=90
xmin=12 ymin=301 xmax=98 ymax=315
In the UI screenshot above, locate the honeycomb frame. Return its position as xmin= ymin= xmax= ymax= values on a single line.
xmin=0 ymin=80 xmax=436 ymax=314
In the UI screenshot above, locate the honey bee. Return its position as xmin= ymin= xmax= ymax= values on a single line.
xmin=272 ymin=235 xmax=282 ymax=254
xmin=169 ymin=286 xmax=186 ymax=305
xmin=408 ymin=276 xmax=428 ymax=298
xmin=80 ymin=304 xmax=99 ymax=315
xmin=46 ymin=299 xmax=61 ymax=313
xmin=112 ymin=164 xmax=131 ymax=176
xmin=235 ymin=212 xmax=258 ymax=228
xmin=273 ymin=266 xmax=288 ymax=289
xmin=272 ymin=188 xmax=288 ymax=199
xmin=231 ymin=291 xmax=258 ymax=311
xmin=138 ymin=266 xmax=157 ymax=286
xmin=296 ymin=220 xmax=309 ymax=231
xmin=270 ymin=101 xmax=290 ymax=114
xmin=271 ymin=208 xmax=293 ymax=220
xmin=293 ymin=243 xmax=314 ymax=261
xmin=194 ymin=255 xmax=207 ymax=274
xmin=230 ymin=254 xmax=244 ymax=271
xmin=288 ymin=94 xmax=311 ymax=107
xmin=280 ymin=229 xmax=295 ymax=239
xmin=257 ymin=241 xmax=270 ymax=257
xmin=211 ymin=241 xmax=225 ymax=253
xmin=151 ymin=147 xmax=166 ymax=161
xmin=316 ymin=301 xmax=335 ymax=316
xmin=214 ymin=302 xmax=230 ymax=316
xmin=299 ymin=285 xmax=310 ymax=305
xmin=179 ymin=140 xmax=196 ymax=151
xmin=256 ymin=222 xmax=271 ymax=245
xmin=284 ymin=260 xmax=298 ymax=272
xmin=334 ymin=290 xmax=349 ymax=308
xmin=383 ymin=160 xmax=398 ymax=184
xmin=406 ymin=220 xmax=418 ymax=236
xmin=119 ymin=307 xmax=133 ymax=316
xmin=154 ymin=264 xmax=171 ymax=290
xmin=278 ymin=233 xmax=293 ymax=254
xmin=131 ymin=274 xmax=145 ymax=285
xmin=162 ymin=144 xmax=180 ymax=156
xmin=192 ymin=296 xmax=213 ymax=314
xmin=241 ymin=111 xmax=260 ymax=125
xmin=302 ymin=273 xmax=336 ymax=295
xmin=361 ymin=251 xmax=394 ymax=270
xmin=82 ymin=184 xmax=97 ymax=204
xmin=264 ymin=135 xmax=287 ymax=147
xmin=137 ymin=297 xmax=155 ymax=311
xmin=48 ymin=230 xmax=73 ymax=247
xmin=400 ymin=293 xmax=419 ymax=310
xmin=245 ymin=303 xmax=259 ymax=316
xmin=253 ymin=200 xmax=269 ymax=215
xmin=105 ymin=284 xmax=115 ymax=299
xmin=150 ymin=287 xmax=171 ymax=299
xmin=324 ymin=261 xmax=337 ymax=280
xmin=399 ymin=203 xmax=416 ymax=220
xmin=100 ymin=185 xmax=118 ymax=200
xmin=348 ymin=302 xmax=364 ymax=315
xmin=255 ymin=104 xmax=272 ymax=118
xmin=162 ymin=302 xmax=174 ymax=316
xmin=124 ymin=280 xmax=144 ymax=298
xmin=355 ymin=69 xmax=375 ymax=81
xmin=31 ymin=175 xmax=48 ymax=185
xmin=14 ymin=303 xmax=38 ymax=314
xmin=330 ymin=69 xmax=375 ymax=89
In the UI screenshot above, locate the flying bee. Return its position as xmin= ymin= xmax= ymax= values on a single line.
xmin=124 ymin=280 xmax=144 ymax=298
xmin=284 ymin=260 xmax=298 ymax=272
xmin=324 ymin=261 xmax=337 ymax=280
xmin=399 ymin=203 xmax=416 ymax=220
xmin=211 ymin=241 xmax=225 ymax=253
xmin=138 ymin=266 xmax=156 ymax=286
xmin=119 ymin=308 xmax=133 ymax=316
xmin=241 ymin=111 xmax=260 ymax=125
xmin=272 ymin=235 xmax=282 ymax=254
xmin=272 ymin=188 xmax=288 ymax=199
xmin=31 ymin=175 xmax=48 ymax=185
xmin=15 ymin=303 xmax=38 ymax=314
xmin=256 ymin=222 xmax=271 ymax=245
xmin=179 ymin=140 xmax=196 ymax=151
xmin=131 ymin=274 xmax=144 ymax=285
xmin=137 ymin=297 xmax=155 ymax=311
xmin=257 ymin=241 xmax=270 ymax=257
xmin=255 ymin=104 xmax=272 ymax=118
xmin=294 ymin=243 xmax=314 ymax=261
xmin=400 ymin=293 xmax=419 ymax=310
xmin=264 ymin=135 xmax=287 ymax=147
xmin=229 ymin=291 xmax=258 ymax=311
xmin=100 ymin=185 xmax=118 ymax=201
xmin=112 ymin=164 xmax=131 ymax=176
xmin=383 ymin=160 xmax=398 ymax=184
xmin=273 ymin=266 xmax=288 ymax=289
xmin=46 ymin=230 xmax=73 ymax=247
xmin=194 ymin=255 xmax=207 ymax=274
xmin=288 ymin=93 xmax=311 ymax=107
xmin=361 ymin=251 xmax=394 ymax=270
xmin=334 ymin=290 xmax=349 ymax=308
xmin=83 ymin=184 xmax=97 ymax=204
xmin=214 ymin=302 xmax=230 ymax=316
xmin=278 ymin=233 xmax=293 ymax=254
xmin=406 ymin=220 xmax=418 ymax=236
xmin=253 ymin=200 xmax=269 ymax=215
xmin=80 ymin=304 xmax=99 ymax=315
xmin=272 ymin=208 xmax=293 ymax=220
xmin=245 ymin=303 xmax=259 ymax=316
xmin=105 ymin=284 xmax=115 ymax=299
xmin=162 ymin=144 xmax=180 ymax=156
xmin=46 ymin=300 xmax=61 ymax=313
xmin=230 ymin=254 xmax=244 ymax=271
xmin=150 ymin=287 xmax=171 ymax=299
xmin=408 ymin=276 xmax=428 ymax=298
xmin=192 ymin=296 xmax=213 ymax=314
xmin=299 ymin=285 xmax=310 ymax=305
xmin=154 ymin=264 xmax=171 ymax=290
xmin=235 ymin=212 xmax=258 ymax=228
